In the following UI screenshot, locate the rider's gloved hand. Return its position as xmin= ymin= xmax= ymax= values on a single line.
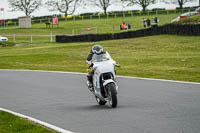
xmin=90 ymin=63 xmax=94 ymax=67
xmin=115 ymin=62 xmax=120 ymax=67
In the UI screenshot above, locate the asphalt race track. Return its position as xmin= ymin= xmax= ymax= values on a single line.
xmin=0 ymin=70 xmax=200 ymax=133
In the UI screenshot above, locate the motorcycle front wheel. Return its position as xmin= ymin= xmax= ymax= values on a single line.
xmin=106 ymin=83 xmax=117 ymax=108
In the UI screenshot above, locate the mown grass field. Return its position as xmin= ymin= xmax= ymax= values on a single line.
xmin=0 ymin=35 xmax=199 ymax=82
xmin=0 ymin=13 xmax=180 ymax=36
xmin=0 ymin=111 xmax=57 ymax=133
xmin=1 ymin=13 xmax=180 ymax=44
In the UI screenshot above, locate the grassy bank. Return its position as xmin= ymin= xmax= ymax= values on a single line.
xmin=0 ymin=13 xmax=180 ymax=44
xmin=0 ymin=111 xmax=57 ymax=133
xmin=176 ymin=15 xmax=200 ymax=24
xmin=0 ymin=14 xmax=179 ymax=36
xmin=0 ymin=35 xmax=199 ymax=82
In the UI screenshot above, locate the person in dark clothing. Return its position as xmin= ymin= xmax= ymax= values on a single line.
xmin=147 ymin=18 xmax=151 ymax=27
xmin=142 ymin=18 xmax=147 ymax=28
xmin=153 ymin=17 xmax=159 ymax=23
xmin=128 ymin=23 xmax=131 ymax=29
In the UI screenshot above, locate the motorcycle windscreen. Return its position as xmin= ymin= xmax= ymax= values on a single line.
xmin=93 ymin=53 xmax=110 ymax=62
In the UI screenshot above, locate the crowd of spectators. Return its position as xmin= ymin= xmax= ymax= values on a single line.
xmin=142 ymin=17 xmax=159 ymax=28
xmin=119 ymin=16 xmax=159 ymax=30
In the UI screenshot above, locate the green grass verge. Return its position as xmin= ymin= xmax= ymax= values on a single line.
xmin=0 ymin=111 xmax=57 ymax=133
xmin=0 ymin=35 xmax=199 ymax=82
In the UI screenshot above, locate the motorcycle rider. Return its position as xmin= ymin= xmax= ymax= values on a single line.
xmin=86 ymin=44 xmax=105 ymax=91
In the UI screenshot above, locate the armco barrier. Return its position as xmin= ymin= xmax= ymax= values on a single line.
xmin=56 ymin=24 xmax=200 ymax=43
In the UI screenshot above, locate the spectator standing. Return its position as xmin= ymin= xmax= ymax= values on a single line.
xmin=142 ymin=18 xmax=147 ymax=28
xmin=128 ymin=23 xmax=131 ymax=29
xmin=154 ymin=17 xmax=159 ymax=24
xmin=147 ymin=18 xmax=151 ymax=27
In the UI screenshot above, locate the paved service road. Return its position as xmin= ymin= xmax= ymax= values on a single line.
xmin=0 ymin=70 xmax=200 ymax=133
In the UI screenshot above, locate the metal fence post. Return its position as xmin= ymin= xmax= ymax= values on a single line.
xmin=113 ymin=25 xmax=115 ymax=32
xmin=13 ymin=34 xmax=15 ymax=42
xmin=31 ymin=35 xmax=32 ymax=43
xmin=50 ymin=32 xmax=53 ymax=43
xmin=123 ymin=13 xmax=125 ymax=21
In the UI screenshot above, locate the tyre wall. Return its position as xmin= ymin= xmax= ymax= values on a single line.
xmin=56 ymin=24 xmax=200 ymax=43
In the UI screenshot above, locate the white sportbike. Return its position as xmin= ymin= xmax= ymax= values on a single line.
xmin=87 ymin=52 xmax=120 ymax=108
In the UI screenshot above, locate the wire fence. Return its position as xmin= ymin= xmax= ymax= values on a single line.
xmin=1 ymin=33 xmax=55 ymax=43
xmin=32 ymin=8 xmax=196 ymax=24
xmin=0 ymin=8 xmax=198 ymax=43
xmin=1 ymin=8 xmax=196 ymax=27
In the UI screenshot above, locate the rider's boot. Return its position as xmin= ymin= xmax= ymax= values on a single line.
xmin=87 ymin=75 xmax=93 ymax=91
xmin=87 ymin=81 xmax=93 ymax=91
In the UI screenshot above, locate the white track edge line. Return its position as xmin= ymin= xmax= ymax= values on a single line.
xmin=0 ymin=69 xmax=200 ymax=85
xmin=0 ymin=108 xmax=74 ymax=133
xmin=117 ymin=75 xmax=200 ymax=85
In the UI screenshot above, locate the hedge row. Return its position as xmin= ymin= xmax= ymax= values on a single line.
xmin=56 ymin=24 xmax=200 ymax=43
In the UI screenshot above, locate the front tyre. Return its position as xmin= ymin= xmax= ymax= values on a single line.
xmin=107 ymin=83 xmax=117 ymax=108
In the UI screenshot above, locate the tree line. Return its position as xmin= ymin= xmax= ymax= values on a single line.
xmin=8 ymin=0 xmax=198 ymax=17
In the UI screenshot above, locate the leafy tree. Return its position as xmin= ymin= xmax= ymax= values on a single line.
xmin=8 ymin=0 xmax=42 ymax=16
xmin=88 ymin=0 xmax=119 ymax=15
xmin=45 ymin=0 xmax=82 ymax=19
xmin=160 ymin=0 xmax=197 ymax=9
xmin=122 ymin=0 xmax=156 ymax=12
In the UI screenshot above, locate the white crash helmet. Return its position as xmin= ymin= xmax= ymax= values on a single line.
xmin=92 ymin=44 xmax=104 ymax=55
